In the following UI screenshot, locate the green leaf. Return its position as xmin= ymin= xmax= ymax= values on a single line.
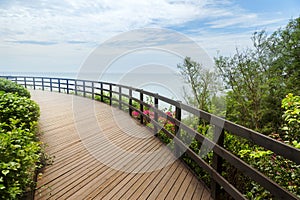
xmin=0 ymin=184 xmax=5 ymax=190
xmin=2 ymin=170 xmax=9 ymax=176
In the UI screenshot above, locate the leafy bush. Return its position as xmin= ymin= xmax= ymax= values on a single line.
xmin=0 ymin=92 xmax=40 ymax=130
xmin=281 ymin=93 xmax=300 ymax=143
xmin=0 ymin=78 xmax=30 ymax=98
xmin=221 ymin=93 xmax=300 ymax=199
xmin=0 ymin=81 xmax=41 ymax=199
xmin=0 ymin=121 xmax=41 ymax=199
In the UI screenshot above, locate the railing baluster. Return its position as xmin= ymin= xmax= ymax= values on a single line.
xmin=33 ymin=77 xmax=36 ymax=90
xmin=50 ymin=78 xmax=52 ymax=92
xmin=119 ymin=86 xmax=122 ymax=110
xmin=175 ymin=102 xmax=181 ymax=134
xmin=140 ymin=90 xmax=144 ymax=124
xmin=58 ymin=79 xmax=61 ymax=93
xmin=42 ymin=78 xmax=44 ymax=91
xmin=75 ymin=80 xmax=78 ymax=95
xmin=175 ymin=102 xmax=182 ymax=157
xmin=24 ymin=77 xmax=27 ymax=88
xmin=154 ymin=94 xmax=159 ymax=135
xmin=92 ymin=82 xmax=94 ymax=100
xmin=109 ymin=84 xmax=112 ymax=106
xmin=129 ymin=88 xmax=133 ymax=116
xmin=100 ymin=82 xmax=104 ymax=102
xmin=83 ymin=80 xmax=86 ymax=97
xmin=67 ymin=79 xmax=69 ymax=94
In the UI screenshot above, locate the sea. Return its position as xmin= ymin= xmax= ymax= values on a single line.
xmin=0 ymin=71 xmax=188 ymax=112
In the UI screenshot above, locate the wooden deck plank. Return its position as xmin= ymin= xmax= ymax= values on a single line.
xmin=31 ymin=90 xmax=212 ymax=200
xmin=192 ymin=182 xmax=206 ymax=200
xmin=124 ymin=151 xmax=175 ymax=200
xmin=166 ymin=168 xmax=188 ymax=199
xmin=107 ymin=146 xmax=172 ymax=200
xmin=174 ymin=170 xmax=194 ymax=199
xmin=155 ymin=164 xmax=185 ymax=199
xmin=84 ymin=142 xmax=163 ymax=199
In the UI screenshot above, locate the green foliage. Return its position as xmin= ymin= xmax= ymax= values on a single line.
xmin=94 ymin=92 xmax=111 ymax=104
xmin=0 ymin=78 xmax=31 ymax=98
xmin=223 ymin=131 xmax=300 ymax=199
xmin=215 ymin=17 xmax=300 ymax=134
xmin=0 ymin=121 xmax=41 ymax=199
xmin=215 ymin=47 xmax=268 ymax=132
xmin=223 ymin=119 xmax=300 ymax=199
xmin=0 ymin=93 xmax=40 ymax=130
xmin=0 ymin=81 xmax=41 ymax=199
xmin=178 ymin=57 xmax=219 ymax=111
xmin=176 ymin=17 xmax=300 ymax=199
xmin=267 ymin=18 xmax=300 ymax=95
xmin=281 ymin=93 xmax=300 ymax=142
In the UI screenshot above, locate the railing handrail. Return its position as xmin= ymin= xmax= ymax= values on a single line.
xmin=1 ymin=75 xmax=299 ymax=200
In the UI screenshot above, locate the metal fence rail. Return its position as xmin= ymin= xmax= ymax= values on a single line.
xmin=1 ymin=75 xmax=300 ymax=200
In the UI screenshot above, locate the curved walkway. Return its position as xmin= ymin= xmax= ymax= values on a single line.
xmin=31 ymin=90 xmax=212 ymax=200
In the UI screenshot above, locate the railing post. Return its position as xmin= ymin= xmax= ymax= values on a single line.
xmin=175 ymin=102 xmax=181 ymax=135
xmin=50 ymin=78 xmax=53 ymax=92
xmin=109 ymin=84 xmax=112 ymax=106
xmin=83 ymin=81 xmax=86 ymax=97
xmin=24 ymin=77 xmax=27 ymax=88
xmin=42 ymin=78 xmax=44 ymax=91
xmin=66 ymin=79 xmax=69 ymax=94
xmin=174 ymin=101 xmax=182 ymax=157
xmin=140 ymin=90 xmax=144 ymax=124
xmin=100 ymin=82 xmax=104 ymax=102
xmin=154 ymin=94 xmax=159 ymax=135
xmin=58 ymin=79 xmax=61 ymax=93
xmin=75 ymin=80 xmax=77 ymax=95
xmin=211 ymin=127 xmax=224 ymax=200
xmin=129 ymin=88 xmax=133 ymax=116
xmin=91 ymin=82 xmax=94 ymax=100
xmin=33 ymin=77 xmax=36 ymax=90
xmin=119 ymin=86 xmax=122 ymax=110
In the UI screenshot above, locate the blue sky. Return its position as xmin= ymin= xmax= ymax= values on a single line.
xmin=0 ymin=0 xmax=299 ymax=73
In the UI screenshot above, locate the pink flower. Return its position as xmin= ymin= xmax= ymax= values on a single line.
xmin=149 ymin=111 xmax=154 ymax=119
xmin=132 ymin=111 xmax=139 ymax=118
xmin=143 ymin=110 xmax=150 ymax=115
xmin=166 ymin=111 xmax=173 ymax=116
xmin=143 ymin=110 xmax=154 ymax=119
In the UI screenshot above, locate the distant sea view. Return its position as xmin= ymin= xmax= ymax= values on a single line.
xmin=0 ymin=71 xmax=78 ymax=79
xmin=0 ymin=71 xmax=187 ymax=104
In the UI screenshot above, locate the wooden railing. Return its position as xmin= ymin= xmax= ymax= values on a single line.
xmin=1 ymin=75 xmax=300 ymax=200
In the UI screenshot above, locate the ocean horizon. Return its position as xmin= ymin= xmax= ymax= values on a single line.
xmin=0 ymin=71 xmax=187 ymax=104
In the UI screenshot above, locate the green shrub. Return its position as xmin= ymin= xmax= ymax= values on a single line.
xmin=0 ymin=121 xmax=41 ymax=199
xmin=0 ymin=92 xmax=40 ymax=130
xmin=0 ymin=78 xmax=30 ymax=98
xmin=281 ymin=93 xmax=300 ymax=143
xmin=0 ymin=81 xmax=41 ymax=199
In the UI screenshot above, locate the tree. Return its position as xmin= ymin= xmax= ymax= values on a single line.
xmin=215 ymin=17 xmax=300 ymax=134
xmin=215 ymin=47 xmax=267 ymax=131
xmin=177 ymin=57 xmax=218 ymax=112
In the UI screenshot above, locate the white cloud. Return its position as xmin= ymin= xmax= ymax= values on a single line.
xmin=0 ymin=0 xmax=296 ymax=72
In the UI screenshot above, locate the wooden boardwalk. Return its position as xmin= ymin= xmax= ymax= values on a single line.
xmin=31 ymin=90 xmax=212 ymax=200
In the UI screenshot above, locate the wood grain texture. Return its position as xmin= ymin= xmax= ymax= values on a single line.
xmin=31 ymin=90 xmax=212 ymax=200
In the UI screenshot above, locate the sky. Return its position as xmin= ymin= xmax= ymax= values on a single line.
xmin=0 ymin=0 xmax=299 ymax=74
